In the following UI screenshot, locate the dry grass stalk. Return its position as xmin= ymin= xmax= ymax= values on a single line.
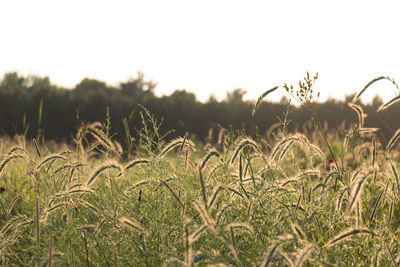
xmin=389 ymin=159 xmax=400 ymax=192
xmin=294 ymin=244 xmax=314 ymax=267
xmin=378 ymin=94 xmax=400 ymax=112
xmin=290 ymin=223 xmax=307 ymax=242
xmin=200 ymin=149 xmax=220 ymax=171
xmin=159 ymin=137 xmax=196 ymax=158
xmin=348 ymin=102 xmax=365 ymax=128
xmin=179 ymin=132 xmax=189 ymax=151
xmin=198 ymin=167 xmax=208 ymax=209
xmin=48 ymin=236 xmax=54 ymax=267
xmin=252 ymin=86 xmax=279 ymax=117
xmin=35 ymin=194 xmax=40 ymax=247
xmin=86 ymin=161 xmax=122 ymax=186
xmin=371 ymin=137 xmax=376 ymax=166
xmin=386 ymin=128 xmax=400 ymax=154
xmin=160 ymin=180 xmax=185 ymax=211
xmin=386 ymin=244 xmax=399 ymax=267
xmin=33 ymin=138 xmax=41 ymax=157
xmin=207 ymin=185 xmax=224 ymax=210
xmin=124 ymin=158 xmax=150 ymax=171
xmin=261 ymin=234 xmax=293 ymax=267
xmin=190 ymin=224 xmax=208 ymax=243
xmin=353 ymin=76 xmax=399 ymax=103
xmin=183 ymin=218 xmax=192 ymax=266
xmin=36 ymin=153 xmax=67 ymax=171
xmin=347 ymin=171 xmax=372 ymax=215
xmin=324 ymin=227 xmax=374 ymax=248
xmin=119 ymin=217 xmax=147 ymax=235
xmin=230 ymin=138 xmax=260 ymax=164
xmin=0 ymin=154 xmax=24 ymax=174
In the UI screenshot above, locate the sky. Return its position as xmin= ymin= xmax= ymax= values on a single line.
xmin=1 ymin=0 xmax=400 ymax=103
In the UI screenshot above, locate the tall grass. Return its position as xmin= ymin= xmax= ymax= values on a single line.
xmin=1 ymin=74 xmax=400 ymax=265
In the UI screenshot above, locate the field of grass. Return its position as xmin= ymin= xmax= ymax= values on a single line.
xmin=1 ymin=76 xmax=400 ymax=266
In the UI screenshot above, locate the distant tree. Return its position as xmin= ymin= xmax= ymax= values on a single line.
xmin=120 ymin=72 xmax=157 ymax=99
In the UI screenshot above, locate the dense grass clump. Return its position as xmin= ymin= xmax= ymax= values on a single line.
xmin=1 ymin=75 xmax=400 ymax=266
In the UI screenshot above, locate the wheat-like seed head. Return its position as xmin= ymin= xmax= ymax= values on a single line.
xmin=252 ymin=86 xmax=279 ymax=117
xmin=324 ymin=227 xmax=374 ymax=248
xmin=86 ymin=161 xmax=122 ymax=186
xmin=386 ymin=128 xmax=400 ymax=154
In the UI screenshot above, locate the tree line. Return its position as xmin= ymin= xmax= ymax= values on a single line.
xmin=0 ymin=72 xmax=398 ymax=146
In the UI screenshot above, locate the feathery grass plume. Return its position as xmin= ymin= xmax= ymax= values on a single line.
xmin=48 ymin=236 xmax=54 ymax=267
xmin=7 ymin=195 xmax=21 ymax=216
xmin=347 ymin=171 xmax=373 ymax=214
xmin=119 ymin=217 xmax=147 ymax=235
xmin=386 ymin=128 xmax=400 ymax=154
xmin=278 ymin=251 xmax=294 ymax=266
xmin=277 ymin=140 xmax=295 ymax=161
xmin=207 ymin=184 xmax=224 ymax=210
xmin=86 ymin=161 xmax=122 ymax=186
xmin=200 ymin=149 xmax=220 ymax=171
xmin=54 ymin=187 xmax=93 ymax=198
xmin=183 ymin=218 xmax=192 ymax=266
xmin=280 ymin=169 xmax=320 ymax=188
xmin=356 ymin=200 xmax=361 ymax=227
xmin=160 ymin=180 xmax=185 ymax=210
xmin=335 ymin=188 xmax=350 ymax=214
xmin=348 ymin=102 xmax=365 ymax=128
xmin=217 ymin=127 xmax=227 ymax=147
xmin=36 ymin=154 xmax=67 ymax=171
xmin=225 ymin=223 xmax=253 ymax=234
xmin=252 ymin=86 xmax=279 ymax=117
xmin=193 ymin=202 xmax=216 ymax=232
xmin=124 ymin=158 xmax=150 ymax=171
xmin=76 ymin=122 xmax=119 ymax=155
xmin=389 ymin=159 xmax=400 ymax=192
xmin=369 ymin=185 xmax=386 ymax=225
xmin=197 ymin=167 xmax=208 ymax=211
xmin=43 ymin=202 xmax=68 ymax=216
xmin=385 ymin=244 xmax=399 ymax=267
xmin=54 ymin=161 xmax=86 ymax=174
xmin=0 ymin=154 xmax=24 ymax=174
xmin=294 ymin=244 xmax=314 ymax=267
xmin=124 ymin=180 xmax=148 ymax=193
xmin=159 ymin=137 xmax=196 ymax=158
xmin=353 ymin=76 xmax=400 ymax=103
xmin=190 ymin=224 xmax=208 ymax=243
xmin=6 ymin=146 xmax=27 ymax=156
xmin=228 ymin=225 xmax=240 ymax=264
xmin=87 ymin=127 xmax=119 ymax=155
xmin=349 ymin=169 xmax=362 ymax=184
xmin=230 ymin=137 xmax=260 ymax=164
xmin=33 ymin=138 xmax=41 ymax=157
xmin=358 ymin=128 xmax=379 ymax=135
xmin=226 ymin=186 xmax=245 ymax=200
xmin=290 ymin=223 xmax=307 ymax=242
xmin=266 ymin=122 xmax=281 ymax=141
xmin=371 ymin=137 xmax=376 ymax=166
xmin=261 ymin=234 xmax=293 ymax=267
xmin=78 ymin=200 xmax=100 ymax=214
xmin=36 ymin=194 xmax=40 ymax=247
xmin=378 ymin=93 xmax=400 ymax=111
xmin=324 ymin=227 xmax=374 ymax=248
xmin=311 ymin=257 xmax=336 ymax=267
xmin=180 ymin=132 xmax=189 ymax=151
xmin=76 ymin=224 xmax=97 ymax=232
xmin=270 ymin=133 xmax=323 ymax=162
xmin=0 ymin=215 xmax=26 ymax=235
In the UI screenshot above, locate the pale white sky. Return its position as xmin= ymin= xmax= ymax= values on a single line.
xmin=1 ymin=0 xmax=400 ymax=103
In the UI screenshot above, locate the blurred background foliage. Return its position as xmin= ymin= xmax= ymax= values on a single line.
xmin=0 ymin=71 xmax=397 ymax=145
